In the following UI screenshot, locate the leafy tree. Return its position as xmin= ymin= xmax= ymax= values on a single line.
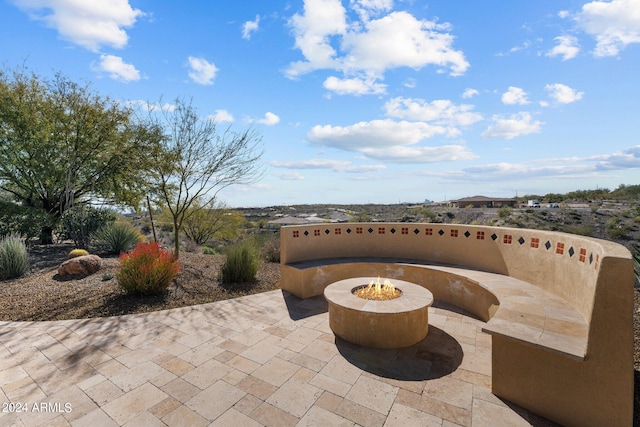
xmin=147 ymin=98 xmax=263 ymax=257
xmin=182 ymin=201 xmax=245 ymax=245
xmin=0 ymin=68 xmax=160 ymax=243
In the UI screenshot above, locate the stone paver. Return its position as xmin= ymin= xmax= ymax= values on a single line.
xmin=0 ymin=291 xmax=556 ymax=426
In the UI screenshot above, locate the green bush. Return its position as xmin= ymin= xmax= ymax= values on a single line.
xmin=0 ymin=233 xmax=29 ymax=280
xmin=497 ymin=207 xmax=512 ymax=219
xmin=59 ymin=206 xmax=116 ymax=249
xmin=202 ymin=246 xmax=217 ymax=255
xmin=92 ymin=222 xmax=144 ymax=254
xmin=221 ymin=242 xmax=260 ymax=285
xmin=116 ymin=242 xmax=180 ymax=295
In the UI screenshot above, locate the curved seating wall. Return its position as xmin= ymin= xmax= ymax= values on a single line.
xmin=281 ymin=223 xmax=628 ymax=325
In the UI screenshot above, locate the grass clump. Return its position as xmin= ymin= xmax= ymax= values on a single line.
xmin=92 ymin=222 xmax=144 ymax=254
xmin=68 ymin=248 xmax=89 ymax=258
xmin=117 ymin=242 xmax=180 ymax=296
xmin=0 ymin=233 xmax=29 ymax=280
xmin=221 ymin=241 xmax=260 ymax=285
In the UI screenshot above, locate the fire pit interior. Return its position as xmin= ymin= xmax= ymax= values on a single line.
xmin=352 ymin=277 xmax=402 ymax=301
xmin=324 ymin=277 xmax=434 ymax=349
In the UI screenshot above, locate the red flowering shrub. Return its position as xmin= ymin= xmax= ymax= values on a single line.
xmin=116 ymin=242 xmax=180 ymax=295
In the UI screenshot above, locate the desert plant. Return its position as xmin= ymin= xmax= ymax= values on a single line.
xmin=68 ymin=248 xmax=90 ymax=258
xmin=497 ymin=207 xmax=512 ymax=219
xmin=261 ymin=236 xmax=280 ymax=263
xmin=221 ymin=241 xmax=260 ymax=285
xmin=92 ymin=222 xmax=144 ymax=254
xmin=202 ymin=246 xmax=217 ymax=255
xmin=0 ymin=233 xmax=29 ymax=280
xmin=116 ymin=242 xmax=180 ymax=296
xmin=59 ymin=206 xmax=116 ymax=249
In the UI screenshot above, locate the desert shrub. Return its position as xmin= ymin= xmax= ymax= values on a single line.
xmin=561 ymin=225 xmax=593 ymax=237
xmin=497 ymin=207 xmax=512 ymax=219
xmin=202 ymin=246 xmax=217 ymax=255
xmin=221 ymin=241 xmax=260 ymax=285
xmin=68 ymin=248 xmax=89 ymax=258
xmin=59 ymin=206 xmax=116 ymax=249
xmin=0 ymin=201 xmax=56 ymax=241
xmin=0 ymin=233 xmax=29 ymax=280
xmin=445 ymin=211 xmax=455 ymax=219
xmin=261 ymin=236 xmax=280 ymax=263
xmin=92 ymin=222 xmax=144 ymax=254
xmin=116 ymin=242 xmax=180 ymax=296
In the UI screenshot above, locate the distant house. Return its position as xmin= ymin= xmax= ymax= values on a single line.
xmin=267 ymin=215 xmax=329 ymax=228
xmin=449 ymin=196 xmax=517 ymax=208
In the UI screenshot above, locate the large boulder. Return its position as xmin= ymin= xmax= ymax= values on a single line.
xmin=58 ymin=254 xmax=102 ymax=277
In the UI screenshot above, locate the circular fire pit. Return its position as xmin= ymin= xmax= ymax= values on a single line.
xmin=324 ymin=277 xmax=434 ymax=349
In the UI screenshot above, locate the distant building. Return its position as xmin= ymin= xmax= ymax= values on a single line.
xmin=449 ymin=196 xmax=517 ymax=208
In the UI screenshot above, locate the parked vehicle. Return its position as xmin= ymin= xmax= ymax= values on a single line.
xmin=527 ymin=199 xmax=541 ymax=208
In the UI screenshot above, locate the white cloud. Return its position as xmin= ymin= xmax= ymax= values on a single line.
xmin=576 ymin=0 xmax=640 ymax=57
xmin=350 ymin=0 xmax=394 ymax=21
xmin=91 ymin=54 xmax=140 ymax=82
xmin=308 ymin=119 xmax=475 ymax=163
xmin=501 ymin=86 xmax=529 ymax=105
xmin=256 ymin=112 xmax=280 ymax=126
xmin=11 ymin=0 xmax=143 ymax=51
xmin=462 ymin=88 xmax=478 ymax=99
xmin=384 ymin=97 xmax=482 ymax=127
xmin=287 ymin=3 xmax=468 ymax=93
xmin=270 ymin=158 xmax=386 ymax=173
xmin=208 ymin=109 xmax=234 ymax=123
xmin=546 ymin=35 xmax=580 ymax=60
xmin=545 ymin=83 xmax=584 ymax=104
xmin=481 ymin=112 xmax=543 ymax=140
xmin=187 ymin=56 xmax=218 ymax=85
xmin=275 ymin=171 xmax=305 ymax=180
xmin=323 ymin=76 xmax=386 ymax=95
xmin=242 ymin=15 xmax=260 ymax=40
xmin=592 ymin=145 xmax=640 ymax=169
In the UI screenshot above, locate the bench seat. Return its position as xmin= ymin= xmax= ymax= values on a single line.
xmin=284 ymin=257 xmax=588 ymax=360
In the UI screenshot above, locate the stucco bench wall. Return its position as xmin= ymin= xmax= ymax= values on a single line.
xmin=279 ymin=223 xmax=633 ymax=427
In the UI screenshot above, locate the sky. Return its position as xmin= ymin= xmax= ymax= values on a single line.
xmin=1 ymin=0 xmax=639 ymax=207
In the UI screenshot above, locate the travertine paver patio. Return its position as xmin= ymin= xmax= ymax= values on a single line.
xmin=0 ymin=290 xmax=557 ymax=426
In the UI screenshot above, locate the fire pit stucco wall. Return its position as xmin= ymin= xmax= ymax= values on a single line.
xmin=324 ymin=277 xmax=434 ymax=349
xmin=280 ymin=223 xmax=634 ymax=427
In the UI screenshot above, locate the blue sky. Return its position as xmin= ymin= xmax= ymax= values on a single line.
xmin=1 ymin=0 xmax=639 ymax=207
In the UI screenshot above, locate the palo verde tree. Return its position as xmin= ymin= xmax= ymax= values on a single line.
xmin=0 ymin=68 xmax=160 ymax=243
xmin=147 ymin=98 xmax=263 ymax=257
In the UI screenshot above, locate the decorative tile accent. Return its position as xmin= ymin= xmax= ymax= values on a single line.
xmin=401 ymin=227 xmax=409 ymax=235
xmin=545 ymin=240 xmax=552 ymax=250
xmin=390 ymin=228 xmax=396 ymax=234
xmin=438 ymin=229 xmax=445 ymax=236
xmin=346 ymin=228 xmax=352 ymax=234
xmin=356 ymin=227 xmax=363 ymax=234
xmin=335 ymin=228 xmax=341 ymax=235
xmin=595 ymin=254 xmax=600 ymax=269
xmin=464 ymin=231 xmax=471 ymax=238
xmin=425 ymin=228 xmax=433 ymax=235
xmin=477 ymin=231 xmax=485 ymax=240
xmin=293 ymin=231 xmax=299 ymax=238
xmin=503 ymin=235 xmax=512 ymax=244
xmin=531 ymin=238 xmax=540 ymax=248
xmin=491 ymin=233 xmax=498 ymax=241
xmin=518 ymin=237 xmax=525 ymax=245
xmin=314 ymin=229 xmax=320 ymax=236
xmin=451 ymin=229 xmax=459 ymax=238
xmin=414 ymin=228 xmax=420 ymax=235
xmin=580 ymin=248 xmax=587 ymax=263
xmin=325 ymin=229 xmax=330 ymax=235
xmin=556 ymin=242 xmax=565 ymax=255
xmin=378 ymin=227 xmax=386 ymax=234
xmin=368 ymin=228 xmax=374 ymax=234
xmin=589 ymin=253 xmax=594 ymax=264
xmin=304 ymin=230 xmax=309 ymax=236
xmin=568 ymin=247 xmax=575 ymax=257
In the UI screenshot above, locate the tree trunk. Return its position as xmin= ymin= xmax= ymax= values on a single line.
xmin=40 ymin=226 xmax=54 ymax=245
xmin=173 ymin=219 xmax=180 ymax=257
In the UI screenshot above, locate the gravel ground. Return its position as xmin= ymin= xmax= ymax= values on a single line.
xmin=0 ymin=244 xmax=280 ymax=321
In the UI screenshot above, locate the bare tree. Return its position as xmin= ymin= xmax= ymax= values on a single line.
xmin=147 ymin=99 xmax=263 ymax=256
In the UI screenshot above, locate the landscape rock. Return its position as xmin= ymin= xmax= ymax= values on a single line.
xmin=58 ymin=255 xmax=103 ymax=277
